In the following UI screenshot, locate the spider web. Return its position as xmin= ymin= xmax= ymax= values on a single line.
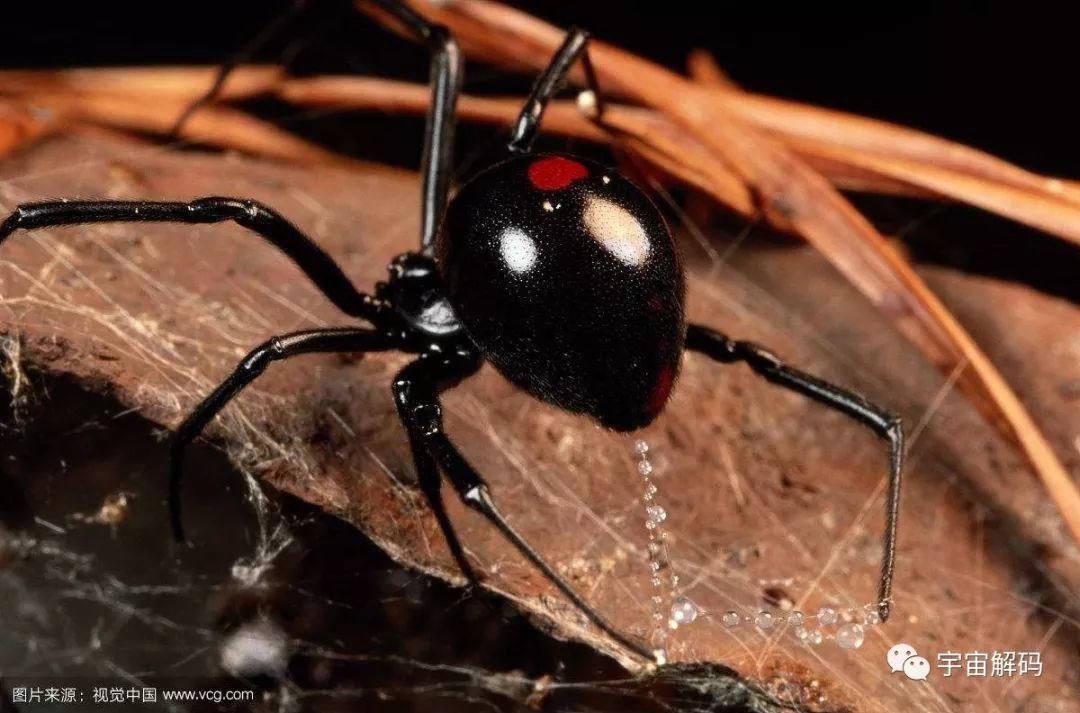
xmin=0 ymin=105 xmax=1077 ymax=713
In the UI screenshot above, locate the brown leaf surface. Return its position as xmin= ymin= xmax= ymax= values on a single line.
xmin=1 ymin=133 xmax=1076 ymax=710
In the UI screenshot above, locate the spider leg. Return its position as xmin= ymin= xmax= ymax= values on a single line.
xmin=166 ymin=0 xmax=461 ymax=256
xmin=392 ymin=362 xmax=480 ymax=585
xmin=686 ymin=324 xmax=904 ymax=622
xmin=508 ymin=27 xmax=605 ymax=153
xmin=393 ymin=352 xmax=656 ymax=663
xmin=169 ymin=0 xmax=314 ymax=136
xmin=0 ymin=197 xmax=382 ymax=323
xmin=170 ymin=327 xmax=396 ymax=542
xmin=366 ymin=0 xmax=462 ymax=256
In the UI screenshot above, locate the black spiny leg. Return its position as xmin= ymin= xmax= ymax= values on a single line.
xmin=393 ymin=362 xmax=480 ymax=584
xmin=394 ymin=352 xmax=655 ymax=663
xmin=367 ymin=0 xmax=462 ymax=256
xmin=0 ymin=198 xmax=382 ymax=323
xmin=686 ymin=324 xmax=905 ymax=622
xmin=169 ymin=0 xmax=314 ymax=136
xmin=508 ymin=27 xmax=604 ymax=154
xmin=170 ymin=328 xmax=395 ymax=542
xmin=165 ymin=0 xmax=463 ymax=256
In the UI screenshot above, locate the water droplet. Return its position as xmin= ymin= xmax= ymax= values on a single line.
xmin=788 ymin=611 xmax=804 ymax=628
xmin=638 ymin=460 xmax=654 ymax=476
xmin=836 ymin=623 xmax=865 ymax=650
xmin=807 ymin=630 xmax=823 ymax=646
xmin=645 ymin=505 xmax=667 ymax=524
xmin=754 ymin=611 xmax=775 ymax=630
xmin=863 ymin=607 xmax=882 ymax=626
xmin=650 ymin=576 xmax=662 ymax=587
xmin=722 ymin=610 xmax=741 ymax=628
xmin=817 ymin=606 xmax=838 ymax=626
xmin=644 ymin=483 xmax=658 ymax=497
xmin=634 ymin=440 xmax=650 ymax=455
xmin=794 ymin=626 xmax=809 ymax=641
xmin=670 ymin=596 xmax=699 ymax=626
xmin=647 ymin=541 xmax=662 ymax=556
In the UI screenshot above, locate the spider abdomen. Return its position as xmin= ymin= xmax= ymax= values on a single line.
xmin=438 ymin=154 xmax=686 ymax=431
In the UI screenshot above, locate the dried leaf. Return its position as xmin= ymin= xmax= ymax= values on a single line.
xmin=2 ymin=133 xmax=1076 ymax=707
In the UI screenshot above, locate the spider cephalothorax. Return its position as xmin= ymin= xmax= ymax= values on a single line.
xmin=0 ymin=0 xmax=904 ymax=665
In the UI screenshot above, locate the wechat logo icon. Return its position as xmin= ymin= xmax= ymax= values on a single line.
xmin=887 ymin=643 xmax=930 ymax=681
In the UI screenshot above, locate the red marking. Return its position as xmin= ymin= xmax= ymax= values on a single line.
xmin=645 ymin=364 xmax=675 ymax=417
xmin=527 ymin=156 xmax=588 ymax=191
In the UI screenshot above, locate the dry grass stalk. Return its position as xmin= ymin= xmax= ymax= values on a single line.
xmin=280 ymin=76 xmax=759 ymax=215
xmin=686 ymin=49 xmax=740 ymax=89
xmin=12 ymin=91 xmax=359 ymax=169
xmin=278 ymin=75 xmax=948 ymax=208
xmin=0 ymin=100 xmax=59 ymax=159
xmin=0 ymin=66 xmax=283 ymax=103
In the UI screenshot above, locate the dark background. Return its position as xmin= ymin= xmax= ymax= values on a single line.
xmin=2 ymin=0 xmax=1077 ymax=300
xmin=1 ymin=0 xmax=1075 ymax=173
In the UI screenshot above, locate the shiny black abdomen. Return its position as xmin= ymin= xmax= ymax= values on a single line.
xmin=438 ymin=153 xmax=686 ymax=431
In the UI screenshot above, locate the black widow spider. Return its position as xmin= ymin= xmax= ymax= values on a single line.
xmin=0 ymin=0 xmax=904 ymax=664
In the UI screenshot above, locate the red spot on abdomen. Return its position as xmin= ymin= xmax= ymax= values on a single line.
xmin=527 ymin=156 xmax=588 ymax=191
